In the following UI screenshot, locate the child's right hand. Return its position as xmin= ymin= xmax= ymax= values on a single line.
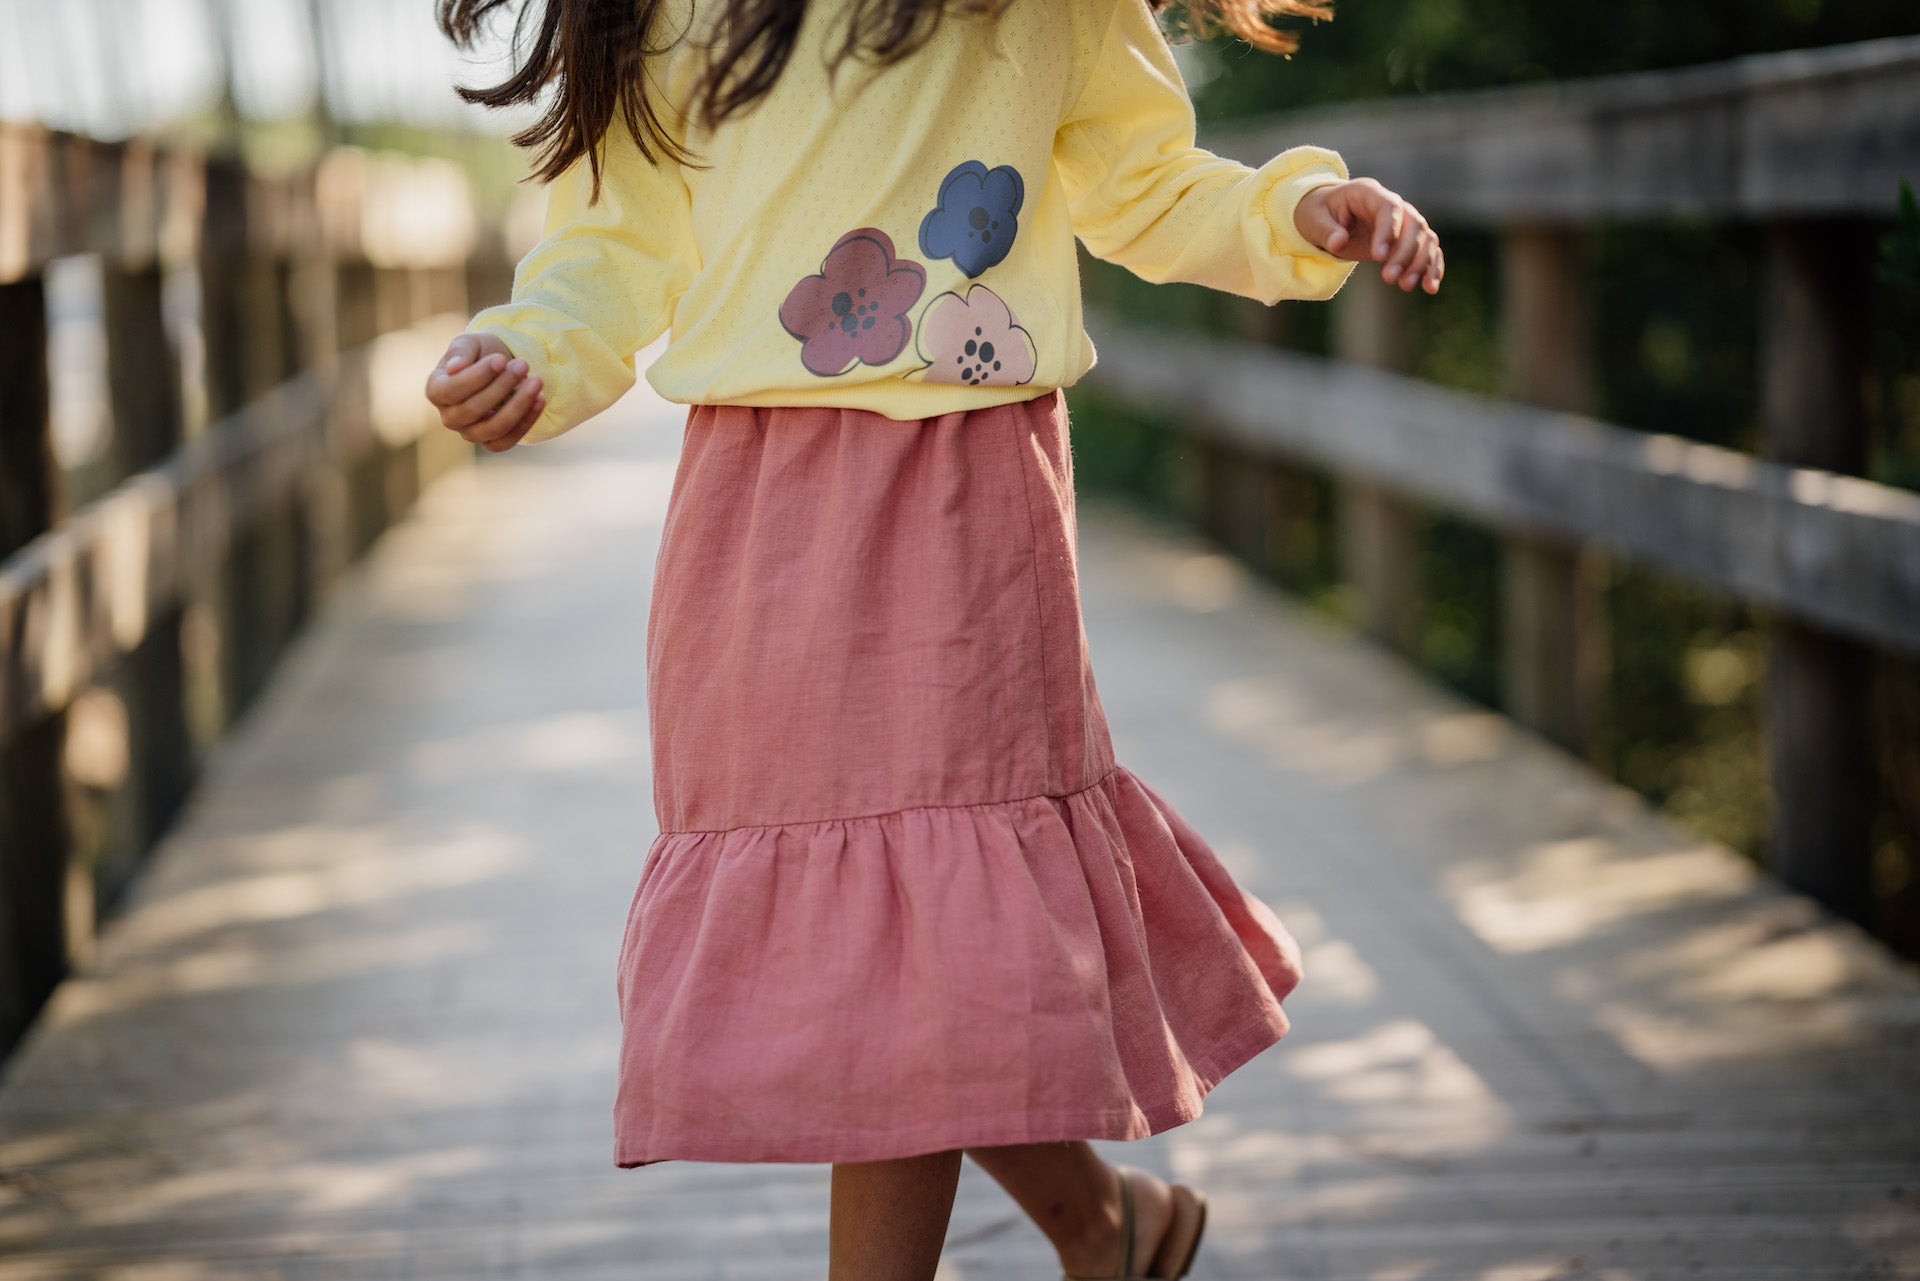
xmin=425 ymin=332 xmax=548 ymax=452
xmin=1294 ymin=178 xmax=1444 ymax=295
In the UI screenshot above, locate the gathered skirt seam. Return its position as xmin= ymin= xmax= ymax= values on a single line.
xmin=658 ymin=763 xmax=1124 ymax=838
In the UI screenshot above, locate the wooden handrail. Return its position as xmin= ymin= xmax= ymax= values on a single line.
xmin=0 ymin=319 xmax=462 ymax=744
xmin=1085 ymin=35 xmax=1920 ymax=931
xmin=1082 ymin=317 xmax=1920 ymax=657
xmin=1205 ymin=34 xmax=1920 ymax=220
xmin=0 ymin=124 xmax=512 ymax=1058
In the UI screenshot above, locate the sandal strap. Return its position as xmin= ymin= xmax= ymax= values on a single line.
xmin=1060 ymin=1165 xmax=1142 ymax=1281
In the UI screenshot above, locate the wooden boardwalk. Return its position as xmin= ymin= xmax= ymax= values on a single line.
xmin=1 ymin=382 xmax=1917 ymax=1281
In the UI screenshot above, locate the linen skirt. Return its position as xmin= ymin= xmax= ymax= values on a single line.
xmin=615 ymin=388 xmax=1305 ymax=1167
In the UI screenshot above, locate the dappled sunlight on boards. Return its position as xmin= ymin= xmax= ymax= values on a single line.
xmin=1284 ymin=1018 xmax=1507 ymax=1113
xmin=405 ymin=709 xmax=651 ymax=781
xmin=1444 ymin=836 xmax=1758 ymax=955
xmin=99 ymin=827 xmax=523 ymax=955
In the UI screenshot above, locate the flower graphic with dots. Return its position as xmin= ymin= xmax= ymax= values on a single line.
xmin=779 ymin=228 xmax=927 ymax=377
xmin=915 ymin=286 xmax=1035 ymax=387
xmin=919 ymin=161 xmax=1024 ymax=279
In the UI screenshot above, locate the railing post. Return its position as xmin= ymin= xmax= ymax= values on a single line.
xmin=102 ymin=266 xmax=179 ymax=472
xmin=1761 ymin=218 xmax=1877 ymax=924
xmin=379 ymin=262 xmax=427 ymax=519
xmin=244 ymin=177 xmax=312 ymax=676
xmin=299 ymin=156 xmax=361 ymax=602
xmin=1332 ymin=278 xmax=1420 ymax=654
xmin=0 ymin=267 xmax=71 ymax=1055
xmin=240 ymin=176 xmax=297 ymax=403
xmin=415 ymin=260 xmax=473 ymax=490
xmin=197 ymin=168 xmax=300 ymax=721
xmin=1499 ymin=224 xmax=1606 ymax=756
xmin=1195 ymin=436 xmax=1270 ymax=567
xmin=1183 ymin=297 xmax=1289 ymax=573
xmin=334 ymin=255 xmax=389 ymax=559
xmin=281 ymin=170 xmax=335 ymax=632
xmin=198 ymin=158 xmax=251 ymax=425
xmin=0 ymin=280 xmax=56 ymax=555
xmin=189 ymin=155 xmax=254 ymax=736
xmin=101 ymin=140 xmax=181 ymax=476
xmin=464 ymin=225 xmax=514 ymax=323
xmin=97 ymin=142 xmax=192 ymax=906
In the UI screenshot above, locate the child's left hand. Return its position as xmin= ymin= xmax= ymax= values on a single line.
xmin=1295 ymin=179 xmax=1443 ymax=294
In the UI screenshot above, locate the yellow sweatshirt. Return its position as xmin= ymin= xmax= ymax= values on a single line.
xmin=469 ymin=0 xmax=1357 ymax=443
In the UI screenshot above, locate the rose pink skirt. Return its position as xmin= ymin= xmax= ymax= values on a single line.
xmin=616 ymin=389 xmax=1304 ymax=1167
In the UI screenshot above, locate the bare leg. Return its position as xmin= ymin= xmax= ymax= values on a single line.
xmin=963 ymin=1141 xmax=1175 ymax=1277
xmin=829 ymin=1148 xmax=963 ymax=1281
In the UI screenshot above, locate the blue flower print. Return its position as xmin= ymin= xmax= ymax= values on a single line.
xmin=919 ymin=161 xmax=1024 ymax=278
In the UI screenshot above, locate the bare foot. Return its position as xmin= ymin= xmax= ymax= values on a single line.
xmin=1058 ymin=1163 xmax=1176 ymax=1278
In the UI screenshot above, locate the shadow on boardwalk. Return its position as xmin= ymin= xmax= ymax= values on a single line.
xmin=1 ymin=381 xmax=1917 ymax=1280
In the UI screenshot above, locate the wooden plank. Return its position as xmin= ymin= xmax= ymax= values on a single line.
xmin=0 ymin=273 xmax=71 ymax=1057
xmin=1498 ymin=224 xmax=1604 ymax=755
xmin=1081 ymin=317 xmax=1920 ymax=657
xmin=1208 ymin=34 xmax=1920 ymax=222
xmin=0 ymin=714 xmax=69 ymax=1059
xmin=198 ymin=157 xmax=251 ymax=425
xmin=100 ymin=264 xmax=180 ymax=478
xmin=94 ymin=255 xmax=190 ymax=912
xmin=1759 ymin=219 xmax=1878 ymax=924
xmin=1331 ymin=280 xmax=1420 ymax=655
xmin=0 ymin=126 xmax=54 ymax=284
xmin=1502 ymin=531 xmax=1605 ymax=754
xmin=0 ymin=277 xmax=55 ymax=558
xmin=0 ymin=127 xmax=185 ymax=284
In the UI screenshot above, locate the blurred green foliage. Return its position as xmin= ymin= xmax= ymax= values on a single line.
xmin=1070 ymin=2 xmax=1920 ymax=955
xmin=1067 ymin=385 xmax=1190 ymax=521
xmin=1190 ymin=0 xmax=1920 ymax=113
xmin=1589 ymin=222 xmax=1762 ymax=453
xmin=1594 ymin=565 xmax=1770 ymax=861
xmin=1403 ymin=229 xmax=1499 ymax=394
xmin=1414 ymin=512 xmax=1501 ymax=707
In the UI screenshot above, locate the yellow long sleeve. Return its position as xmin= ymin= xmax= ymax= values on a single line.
xmin=1053 ymin=0 xmax=1356 ymax=305
xmin=469 ymin=120 xmax=699 ymax=444
xmin=462 ymin=0 xmax=1357 ymax=441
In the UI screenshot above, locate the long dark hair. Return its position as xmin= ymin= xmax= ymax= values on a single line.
xmin=438 ymin=0 xmax=1332 ymax=198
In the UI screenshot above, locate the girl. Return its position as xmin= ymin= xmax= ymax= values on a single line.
xmin=426 ymin=0 xmax=1441 ymax=1275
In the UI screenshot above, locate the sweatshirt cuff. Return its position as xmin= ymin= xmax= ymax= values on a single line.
xmin=467 ymin=306 xmax=597 ymax=446
xmin=1254 ymin=144 xmax=1357 ymax=302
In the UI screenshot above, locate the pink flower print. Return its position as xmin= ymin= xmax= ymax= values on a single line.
xmin=915 ymin=285 xmax=1036 ymax=387
xmin=780 ymin=228 xmax=927 ymax=377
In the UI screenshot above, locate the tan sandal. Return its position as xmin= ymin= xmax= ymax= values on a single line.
xmin=1061 ymin=1164 xmax=1209 ymax=1281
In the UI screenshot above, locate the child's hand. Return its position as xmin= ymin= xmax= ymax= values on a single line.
xmin=1294 ymin=179 xmax=1444 ymax=295
xmin=425 ymin=332 xmax=548 ymax=452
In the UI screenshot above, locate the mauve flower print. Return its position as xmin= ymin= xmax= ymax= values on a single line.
xmin=919 ymin=161 xmax=1024 ymax=279
xmin=780 ymin=228 xmax=927 ymax=376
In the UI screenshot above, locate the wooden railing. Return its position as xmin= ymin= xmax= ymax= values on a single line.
xmin=1082 ymin=34 xmax=1920 ymax=928
xmin=0 ymin=126 xmax=515 ymax=1056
